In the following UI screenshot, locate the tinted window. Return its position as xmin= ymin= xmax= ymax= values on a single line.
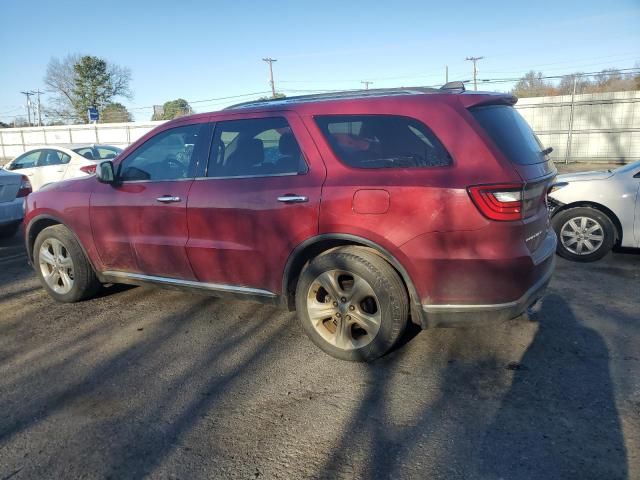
xmin=38 ymin=149 xmax=71 ymax=167
xmin=315 ymin=115 xmax=451 ymax=169
xmin=208 ymin=117 xmax=307 ymax=178
xmin=119 ymin=124 xmax=208 ymax=181
xmin=74 ymin=146 xmax=122 ymax=160
xmin=470 ymin=105 xmax=547 ymax=165
xmin=11 ymin=151 xmax=41 ymax=169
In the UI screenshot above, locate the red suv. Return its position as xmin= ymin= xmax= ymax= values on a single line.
xmin=23 ymin=87 xmax=556 ymax=361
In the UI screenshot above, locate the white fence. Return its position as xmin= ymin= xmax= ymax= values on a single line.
xmin=516 ymin=90 xmax=640 ymax=164
xmin=0 ymin=121 xmax=164 ymax=162
xmin=1 ymin=91 xmax=639 ymax=164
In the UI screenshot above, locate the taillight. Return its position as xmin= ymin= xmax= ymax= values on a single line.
xmin=80 ymin=164 xmax=97 ymax=175
xmin=468 ymin=183 xmax=523 ymax=221
xmin=17 ymin=175 xmax=32 ymax=197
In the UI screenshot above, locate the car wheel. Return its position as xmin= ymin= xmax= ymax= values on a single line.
xmin=295 ymin=246 xmax=408 ymax=362
xmin=551 ymin=207 xmax=616 ymax=262
xmin=0 ymin=221 xmax=20 ymax=239
xmin=34 ymin=225 xmax=101 ymax=302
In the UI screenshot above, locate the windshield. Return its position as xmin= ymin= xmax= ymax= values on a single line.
xmin=470 ymin=105 xmax=548 ymax=165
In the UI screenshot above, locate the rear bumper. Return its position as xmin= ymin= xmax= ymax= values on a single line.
xmin=420 ymin=231 xmax=556 ymax=326
xmin=0 ymin=198 xmax=24 ymax=226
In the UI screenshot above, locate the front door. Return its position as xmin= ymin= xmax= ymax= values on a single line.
xmin=91 ymin=121 xmax=212 ymax=279
xmin=186 ymin=113 xmax=326 ymax=294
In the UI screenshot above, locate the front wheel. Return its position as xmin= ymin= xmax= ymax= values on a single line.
xmin=295 ymin=246 xmax=408 ymax=362
xmin=33 ymin=225 xmax=101 ymax=302
xmin=551 ymin=207 xmax=616 ymax=262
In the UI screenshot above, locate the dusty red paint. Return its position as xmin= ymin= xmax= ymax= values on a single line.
xmin=24 ymin=91 xmax=555 ymax=307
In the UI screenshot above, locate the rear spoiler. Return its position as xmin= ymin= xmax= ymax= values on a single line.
xmin=458 ymin=92 xmax=518 ymax=109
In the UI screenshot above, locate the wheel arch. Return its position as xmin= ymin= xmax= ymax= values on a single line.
xmin=282 ymin=233 xmax=424 ymax=325
xmin=25 ymin=215 xmax=96 ymax=271
xmin=551 ymin=201 xmax=623 ymax=244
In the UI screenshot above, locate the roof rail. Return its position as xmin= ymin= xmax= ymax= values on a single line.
xmin=224 ymin=87 xmax=443 ymax=110
xmin=440 ymin=81 xmax=466 ymax=92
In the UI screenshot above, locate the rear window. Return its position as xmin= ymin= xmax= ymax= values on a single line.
xmin=470 ymin=105 xmax=546 ymax=165
xmin=315 ymin=115 xmax=452 ymax=169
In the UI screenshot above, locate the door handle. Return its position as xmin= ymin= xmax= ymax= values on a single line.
xmin=277 ymin=194 xmax=309 ymax=204
xmin=156 ymin=195 xmax=181 ymax=203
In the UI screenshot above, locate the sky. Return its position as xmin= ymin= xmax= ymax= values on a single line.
xmin=1 ymin=0 xmax=639 ymax=122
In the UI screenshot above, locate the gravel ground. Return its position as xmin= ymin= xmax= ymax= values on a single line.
xmin=0 ymin=233 xmax=638 ymax=480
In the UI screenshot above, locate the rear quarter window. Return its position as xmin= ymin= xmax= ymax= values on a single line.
xmin=315 ymin=115 xmax=452 ymax=169
xmin=470 ymin=105 xmax=546 ymax=165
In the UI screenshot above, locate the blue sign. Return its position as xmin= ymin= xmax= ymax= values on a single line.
xmin=87 ymin=107 xmax=99 ymax=122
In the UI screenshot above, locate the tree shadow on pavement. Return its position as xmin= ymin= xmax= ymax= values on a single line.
xmin=479 ymin=293 xmax=628 ymax=479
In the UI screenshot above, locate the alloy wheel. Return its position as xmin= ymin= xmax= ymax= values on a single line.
xmin=560 ymin=216 xmax=604 ymax=255
xmin=306 ymin=269 xmax=381 ymax=350
xmin=39 ymin=238 xmax=75 ymax=294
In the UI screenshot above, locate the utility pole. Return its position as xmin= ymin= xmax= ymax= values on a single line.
xmin=445 ymin=65 xmax=449 ymax=83
xmin=33 ymin=89 xmax=44 ymax=126
xmin=262 ymin=57 xmax=277 ymax=98
xmin=20 ymin=91 xmax=34 ymax=126
xmin=361 ymin=81 xmax=373 ymax=90
xmin=465 ymin=56 xmax=484 ymax=91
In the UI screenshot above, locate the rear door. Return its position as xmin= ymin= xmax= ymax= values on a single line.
xmin=186 ymin=112 xmax=325 ymax=294
xmin=470 ymin=105 xmax=557 ymax=252
xmin=33 ymin=149 xmax=72 ymax=188
xmin=91 ymin=121 xmax=212 ymax=278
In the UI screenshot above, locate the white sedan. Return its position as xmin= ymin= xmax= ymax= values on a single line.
xmin=548 ymin=160 xmax=640 ymax=261
xmin=2 ymin=144 xmax=122 ymax=191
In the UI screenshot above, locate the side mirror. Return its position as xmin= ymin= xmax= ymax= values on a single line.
xmin=96 ymin=160 xmax=115 ymax=184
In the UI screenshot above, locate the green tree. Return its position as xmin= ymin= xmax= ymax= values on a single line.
xmin=152 ymin=99 xmax=192 ymax=120
xmin=100 ymin=102 xmax=132 ymax=123
xmin=44 ymin=54 xmax=131 ymax=123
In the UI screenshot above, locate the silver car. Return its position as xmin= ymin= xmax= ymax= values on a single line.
xmin=0 ymin=169 xmax=31 ymax=238
xmin=548 ymin=160 xmax=640 ymax=261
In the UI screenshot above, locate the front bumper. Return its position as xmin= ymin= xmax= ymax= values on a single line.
xmin=0 ymin=198 xmax=24 ymax=227
xmin=421 ymin=231 xmax=557 ymax=326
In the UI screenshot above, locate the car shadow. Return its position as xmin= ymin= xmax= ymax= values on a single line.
xmin=478 ymin=293 xmax=628 ymax=479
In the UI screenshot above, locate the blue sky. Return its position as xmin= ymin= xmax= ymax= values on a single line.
xmin=1 ymin=0 xmax=639 ymax=122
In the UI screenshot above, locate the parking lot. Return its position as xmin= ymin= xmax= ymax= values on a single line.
xmin=0 ymin=233 xmax=638 ymax=479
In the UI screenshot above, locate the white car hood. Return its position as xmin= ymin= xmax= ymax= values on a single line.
xmin=557 ymin=170 xmax=614 ymax=183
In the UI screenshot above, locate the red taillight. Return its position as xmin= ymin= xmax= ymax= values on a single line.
xmin=80 ymin=164 xmax=97 ymax=175
xmin=17 ymin=175 xmax=32 ymax=197
xmin=468 ymin=183 xmax=523 ymax=221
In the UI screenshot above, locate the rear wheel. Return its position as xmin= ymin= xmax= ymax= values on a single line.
xmin=34 ymin=225 xmax=101 ymax=302
xmin=552 ymin=207 xmax=615 ymax=262
xmin=295 ymin=247 xmax=408 ymax=362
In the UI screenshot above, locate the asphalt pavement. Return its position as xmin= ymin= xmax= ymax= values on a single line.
xmin=0 ymin=233 xmax=638 ymax=479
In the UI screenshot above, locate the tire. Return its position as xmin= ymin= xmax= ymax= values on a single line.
xmin=33 ymin=225 xmax=101 ymax=302
xmin=551 ymin=207 xmax=616 ymax=262
xmin=295 ymin=246 xmax=408 ymax=362
xmin=0 ymin=221 xmax=20 ymax=239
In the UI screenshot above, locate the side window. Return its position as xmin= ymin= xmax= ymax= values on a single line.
xmin=315 ymin=115 xmax=452 ymax=169
xmin=119 ymin=124 xmax=208 ymax=181
xmin=10 ymin=151 xmax=41 ymax=170
xmin=207 ymin=117 xmax=307 ymax=178
xmin=37 ymin=149 xmax=71 ymax=167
